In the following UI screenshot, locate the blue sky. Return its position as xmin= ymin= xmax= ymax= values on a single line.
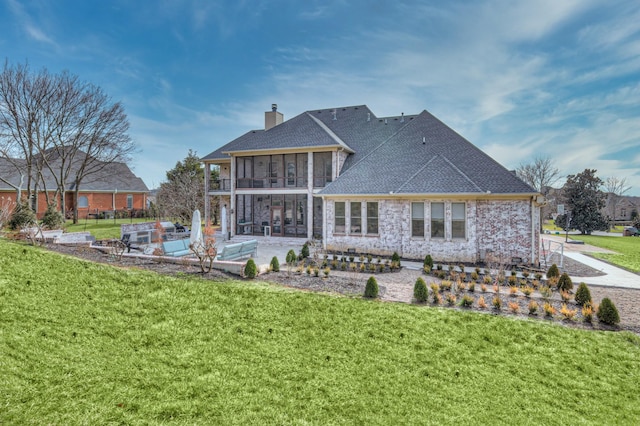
xmin=2 ymin=0 xmax=639 ymax=195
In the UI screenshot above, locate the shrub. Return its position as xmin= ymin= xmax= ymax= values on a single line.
xmin=446 ymin=293 xmax=457 ymax=306
xmin=522 ymin=270 xmax=530 ymax=279
xmin=483 ymin=275 xmax=492 ymax=285
xmin=534 ymin=272 xmax=543 ymax=281
xmin=440 ymin=280 xmax=452 ymax=292
xmin=540 ymin=285 xmax=552 ymax=300
xmin=508 ymin=301 xmax=520 ymax=314
xmin=413 ymin=277 xmax=428 ymax=303
xmin=528 ymin=300 xmax=539 ymax=315
xmin=391 ymin=251 xmax=401 ymax=267
xmin=492 ymin=296 xmax=502 ymax=310
xmin=323 ymin=267 xmax=330 ymax=277
xmin=557 ymin=273 xmax=573 ymax=292
xmin=460 ymin=294 xmax=474 ymax=308
xmin=424 ymin=255 xmax=434 ymax=270
xmin=270 ymin=256 xmax=280 ymax=272
xmin=41 ymin=203 xmax=65 ymax=230
xmin=547 ymin=263 xmax=560 ymax=279
xmin=468 ymin=282 xmax=475 ymax=293
xmin=300 ymin=243 xmax=310 ymax=259
xmin=582 ymin=304 xmax=594 ymax=323
xmin=597 ymin=298 xmax=620 ymax=325
xmin=521 ymin=286 xmax=533 ymax=297
xmin=244 ymin=259 xmax=257 ymax=279
xmin=480 ymin=284 xmax=487 ymax=293
xmin=477 ymin=296 xmax=487 ymax=309
xmin=508 ymin=275 xmax=517 ymax=286
xmin=470 ymin=271 xmax=479 ymax=281
xmin=560 ymin=304 xmax=577 ymax=321
xmin=543 ymin=302 xmax=556 ymax=317
xmin=364 ymin=276 xmax=379 ymax=299
xmin=509 ymin=286 xmax=518 ymax=296
xmin=575 ymin=283 xmax=592 ymax=306
xmin=9 ymin=200 xmax=36 ymax=230
xmin=286 ymin=249 xmax=297 ymax=265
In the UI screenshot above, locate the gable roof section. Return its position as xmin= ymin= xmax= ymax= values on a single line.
xmin=201 ymin=109 xmax=356 ymax=161
xmin=320 ymin=110 xmax=536 ymax=196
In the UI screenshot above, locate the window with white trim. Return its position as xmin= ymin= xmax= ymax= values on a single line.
xmin=78 ymin=195 xmax=89 ymax=208
xmin=335 ymin=202 xmax=345 ymax=233
xmin=431 ymin=202 xmax=444 ymax=238
xmin=366 ymin=202 xmax=378 ymax=234
xmin=350 ymin=202 xmax=361 ymax=234
xmin=452 ymin=202 xmax=466 ymax=238
xmin=126 ymin=194 xmax=133 ymax=209
xmin=411 ymin=202 xmax=424 ymax=237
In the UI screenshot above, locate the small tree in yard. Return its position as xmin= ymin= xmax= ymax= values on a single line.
xmin=413 ymin=277 xmax=428 ymax=303
xmin=547 ymin=263 xmax=560 ymax=279
xmin=41 ymin=202 xmax=65 ymax=230
xmin=557 ymin=273 xmax=573 ymax=292
xmin=286 ymin=249 xmax=297 ymax=275
xmin=424 ymin=254 xmax=434 ymax=271
xmin=300 ymin=243 xmax=310 ymax=259
xmin=190 ymin=221 xmax=217 ymax=273
xmin=9 ymin=199 xmax=36 ymax=231
xmin=270 ymin=256 xmax=280 ymax=272
xmin=597 ymin=298 xmax=620 ymax=325
xmin=0 ymin=196 xmax=16 ymax=230
xmin=555 ymin=169 xmax=608 ymax=235
xmin=364 ymin=276 xmax=379 ymax=299
xmin=392 ymin=251 xmax=401 ymax=267
xmin=244 ymin=258 xmax=257 ymax=279
xmin=575 ymin=283 xmax=592 ymax=307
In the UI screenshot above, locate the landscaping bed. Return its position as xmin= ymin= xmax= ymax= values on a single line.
xmin=44 ymin=243 xmax=639 ymax=335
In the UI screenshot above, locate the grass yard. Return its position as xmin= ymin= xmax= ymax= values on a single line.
xmin=570 ymin=234 xmax=640 ymax=273
xmin=65 ymin=218 xmax=161 ymax=239
xmin=1 ymin=240 xmax=640 ymax=424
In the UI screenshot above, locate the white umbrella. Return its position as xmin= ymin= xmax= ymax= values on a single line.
xmin=190 ymin=209 xmax=202 ymax=245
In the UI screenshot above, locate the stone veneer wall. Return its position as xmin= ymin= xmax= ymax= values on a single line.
xmin=324 ymin=198 xmax=539 ymax=264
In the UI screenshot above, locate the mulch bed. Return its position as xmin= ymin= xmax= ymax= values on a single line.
xmin=43 ymin=243 xmax=639 ymax=335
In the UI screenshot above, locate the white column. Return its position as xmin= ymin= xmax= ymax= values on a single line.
xmin=307 ymin=152 xmax=314 ymax=239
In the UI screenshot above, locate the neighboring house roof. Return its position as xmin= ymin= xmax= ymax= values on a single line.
xmin=203 ymin=105 xmax=537 ymax=196
xmin=0 ymin=156 xmax=148 ymax=192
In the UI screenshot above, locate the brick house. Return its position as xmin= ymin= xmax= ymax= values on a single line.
xmin=202 ymin=105 xmax=542 ymax=264
xmin=0 ymin=157 xmax=148 ymax=219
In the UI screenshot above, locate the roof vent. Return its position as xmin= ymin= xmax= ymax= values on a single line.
xmin=367 ymin=113 xmax=371 ymax=122
xmin=332 ymin=110 xmax=337 ymax=120
xmin=400 ymin=112 xmax=404 ymax=123
xmin=384 ymin=119 xmax=387 ymax=124
xmin=422 ymin=136 xmax=426 ymax=144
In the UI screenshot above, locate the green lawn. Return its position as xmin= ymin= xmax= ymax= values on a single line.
xmin=1 ymin=240 xmax=640 ymax=424
xmin=570 ymin=234 xmax=640 ymax=273
xmin=65 ymin=218 xmax=158 ymax=239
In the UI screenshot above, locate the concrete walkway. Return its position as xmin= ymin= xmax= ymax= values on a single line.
xmin=542 ymin=234 xmax=640 ymax=289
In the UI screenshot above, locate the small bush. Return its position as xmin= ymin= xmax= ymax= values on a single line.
xmin=543 ymin=302 xmax=556 ymax=318
xmin=483 ymin=275 xmax=492 ymax=285
xmin=424 ymin=254 xmax=434 ymax=270
xmin=300 ymin=243 xmax=310 ymax=259
xmin=540 ymin=285 xmax=552 ymax=300
xmin=391 ymin=251 xmax=401 ymax=267
xmin=508 ymin=301 xmax=520 ymax=314
xmin=597 ymin=298 xmax=620 ymax=325
xmin=557 ymin=273 xmax=573 ymax=292
xmin=477 ymin=296 xmax=487 ymax=309
xmin=509 ymin=286 xmax=518 ymax=296
xmin=323 ymin=267 xmax=330 ymax=277
xmin=528 ymin=300 xmax=539 ymax=315
xmin=446 ymin=293 xmax=457 ymax=306
xmin=286 ymin=249 xmax=297 ymax=265
xmin=270 ymin=256 xmax=280 ymax=272
xmin=521 ymin=286 xmax=533 ymax=297
xmin=244 ymin=259 xmax=257 ymax=279
xmin=575 ymin=283 xmax=592 ymax=306
xmin=41 ymin=203 xmax=65 ymax=230
xmin=547 ymin=263 xmax=560 ymax=279
xmin=492 ymin=296 xmax=502 ymax=310
xmin=582 ymin=304 xmax=594 ymax=323
xmin=9 ymin=200 xmax=36 ymax=230
xmin=413 ymin=277 xmax=428 ymax=303
xmin=460 ymin=294 xmax=474 ymax=308
xmin=560 ymin=304 xmax=577 ymax=321
xmin=364 ymin=276 xmax=379 ymax=298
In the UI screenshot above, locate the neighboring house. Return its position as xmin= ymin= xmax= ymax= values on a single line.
xmin=0 ymin=156 xmax=149 ymax=219
xmin=602 ymin=194 xmax=639 ymax=224
xmin=202 ymin=104 xmax=542 ymax=264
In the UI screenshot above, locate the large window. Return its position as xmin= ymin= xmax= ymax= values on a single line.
xmin=78 ymin=195 xmax=89 ymax=208
xmin=452 ymin=202 xmax=466 ymax=238
xmin=313 ymin=152 xmax=332 ymax=187
xmin=126 ymin=194 xmax=133 ymax=209
xmin=350 ymin=202 xmax=361 ymax=234
xmin=431 ymin=202 xmax=444 ymax=238
xmin=335 ymin=202 xmax=345 ymax=233
xmin=367 ymin=202 xmax=378 ymax=234
xmin=411 ymin=202 xmax=424 ymax=237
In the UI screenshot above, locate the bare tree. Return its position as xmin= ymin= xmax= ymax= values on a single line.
xmin=156 ymin=151 xmax=205 ymax=224
xmin=516 ymin=156 xmax=561 ymax=225
xmin=0 ymin=60 xmax=135 ymax=222
xmin=604 ymin=176 xmax=631 ymax=227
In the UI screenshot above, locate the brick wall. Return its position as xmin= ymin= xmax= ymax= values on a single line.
xmin=325 ymin=198 xmax=540 ymax=265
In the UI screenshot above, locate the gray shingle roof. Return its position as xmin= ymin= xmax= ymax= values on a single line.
xmin=202 ymin=105 xmax=537 ymax=196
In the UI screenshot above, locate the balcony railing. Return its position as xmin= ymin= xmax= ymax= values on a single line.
xmin=208 ymin=179 xmax=231 ymax=191
xmin=235 ymin=177 xmax=308 ymax=189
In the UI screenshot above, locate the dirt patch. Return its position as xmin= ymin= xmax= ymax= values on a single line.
xmin=44 ymin=243 xmax=639 ymax=335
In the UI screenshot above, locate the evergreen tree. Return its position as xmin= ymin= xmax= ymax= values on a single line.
xmin=556 ymin=169 xmax=608 ymax=235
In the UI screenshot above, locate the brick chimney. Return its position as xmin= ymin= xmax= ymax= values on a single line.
xmin=265 ymin=103 xmax=283 ymax=130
